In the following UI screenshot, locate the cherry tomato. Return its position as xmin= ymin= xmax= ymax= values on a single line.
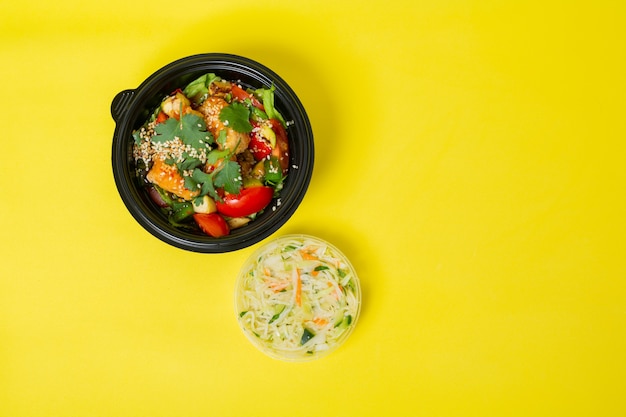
xmin=215 ymin=186 xmax=274 ymax=218
xmin=193 ymin=213 xmax=230 ymax=237
xmin=155 ymin=111 xmax=168 ymax=124
xmin=249 ymin=135 xmax=272 ymax=160
xmin=231 ymin=84 xmax=265 ymax=111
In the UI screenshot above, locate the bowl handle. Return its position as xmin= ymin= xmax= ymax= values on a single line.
xmin=111 ymin=89 xmax=136 ymax=122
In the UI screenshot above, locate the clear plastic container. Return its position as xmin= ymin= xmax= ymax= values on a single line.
xmin=235 ymin=234 xmax=361 ymax=361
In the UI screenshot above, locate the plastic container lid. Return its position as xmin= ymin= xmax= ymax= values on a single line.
xmin=235 ymin=234 xmax=361 ymax=361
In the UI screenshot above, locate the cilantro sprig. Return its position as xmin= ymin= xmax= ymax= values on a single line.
xmin=214 ymin=160 xmax=243 ymax=194
xmin=183 ymin=149 xmax=243 ymax=201
xmin=153 ymin=113 xmax=214 ymax=152
xmin=219 ymin=101 xmax=253 ymax=133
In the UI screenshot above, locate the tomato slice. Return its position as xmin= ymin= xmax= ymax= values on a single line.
xmin=249 ymin=135 xmax=272 ymax=160
xmin=215 ymin=186 xmax=274 ymax=218
xmin=231 ymin=84 xmax=265 ymax=111
xmin=155 ymin=111 xmax=168 ymax=124
xmin=193 ymin=213 xmax=230 ymax=237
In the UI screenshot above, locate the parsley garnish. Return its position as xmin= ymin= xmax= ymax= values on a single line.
xmin=178 ymin=155 xmax=203 ymax=172
xmin=190 ymin=169 xmax=218 ymax=200
xmin=153 ymin=113 xmax=214 ymax=152
xmin=219 ymin=102 xmax=253 ymax=133
xmin=182 ymin=152 xmax=242 ymax=201
xmin=214 ymin=160 xmax=242 ymax=194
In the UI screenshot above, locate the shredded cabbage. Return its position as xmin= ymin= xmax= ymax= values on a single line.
xmin=236 ymin=235 xmax=360 ymax=360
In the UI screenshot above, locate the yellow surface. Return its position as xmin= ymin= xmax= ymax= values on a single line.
xmin=1 ymin=0 xmax=625 ymax=415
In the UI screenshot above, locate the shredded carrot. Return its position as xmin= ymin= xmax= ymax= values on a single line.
xmin=300 ymin=249 xmax=318 ymax=261
xmin=311 ymin=269 xmax=319 ymax=277
xmin=264 ymin=278 xmax=288 ymax=292
xmin=146 ymin=157 xmax=199 ymax=200
xmin=312 ymin=317 xmax=328 ymax=326
xmin=263 ymin=267 xmax=271 ymax=276
xmin=295 ymin=269 xmax=302 ymax=306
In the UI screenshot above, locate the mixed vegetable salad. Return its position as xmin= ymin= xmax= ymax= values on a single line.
xmin=236 ymin=235 xmax=361 ymax=360
xmin=132 ymin=73 xmax=290 ymax=237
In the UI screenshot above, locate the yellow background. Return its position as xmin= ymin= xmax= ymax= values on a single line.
xmin=2 ymin=0 xmax=625 ymax=415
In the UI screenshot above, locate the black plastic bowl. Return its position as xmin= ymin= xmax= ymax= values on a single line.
xmin=111 ymin=53 xmax=314 ymax=253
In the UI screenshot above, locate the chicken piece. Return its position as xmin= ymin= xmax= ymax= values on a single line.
xmin=161 ymin=91 xmax=203 ymax=120
xmin=237 ymin=149 xmax=256 ymax=178
xmin=209 ymin=80 xmax=233 ymax=98
xmin=199 ymin=96 xmax=250 ymax=154
xmin=146 ymin=157 xmax=199 ymax=201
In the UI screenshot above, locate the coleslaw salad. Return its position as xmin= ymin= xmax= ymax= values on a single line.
xmin=235 ymin=235 xmax=361 ymax=361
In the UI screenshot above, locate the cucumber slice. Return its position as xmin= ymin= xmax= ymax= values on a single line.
xmin=335 ymin=314 xmax=352 ymax=329
xmin=269 ymin=304 xmax=286 ymax=323
xmin=300 ymin=328 xmax=315 ymax=345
